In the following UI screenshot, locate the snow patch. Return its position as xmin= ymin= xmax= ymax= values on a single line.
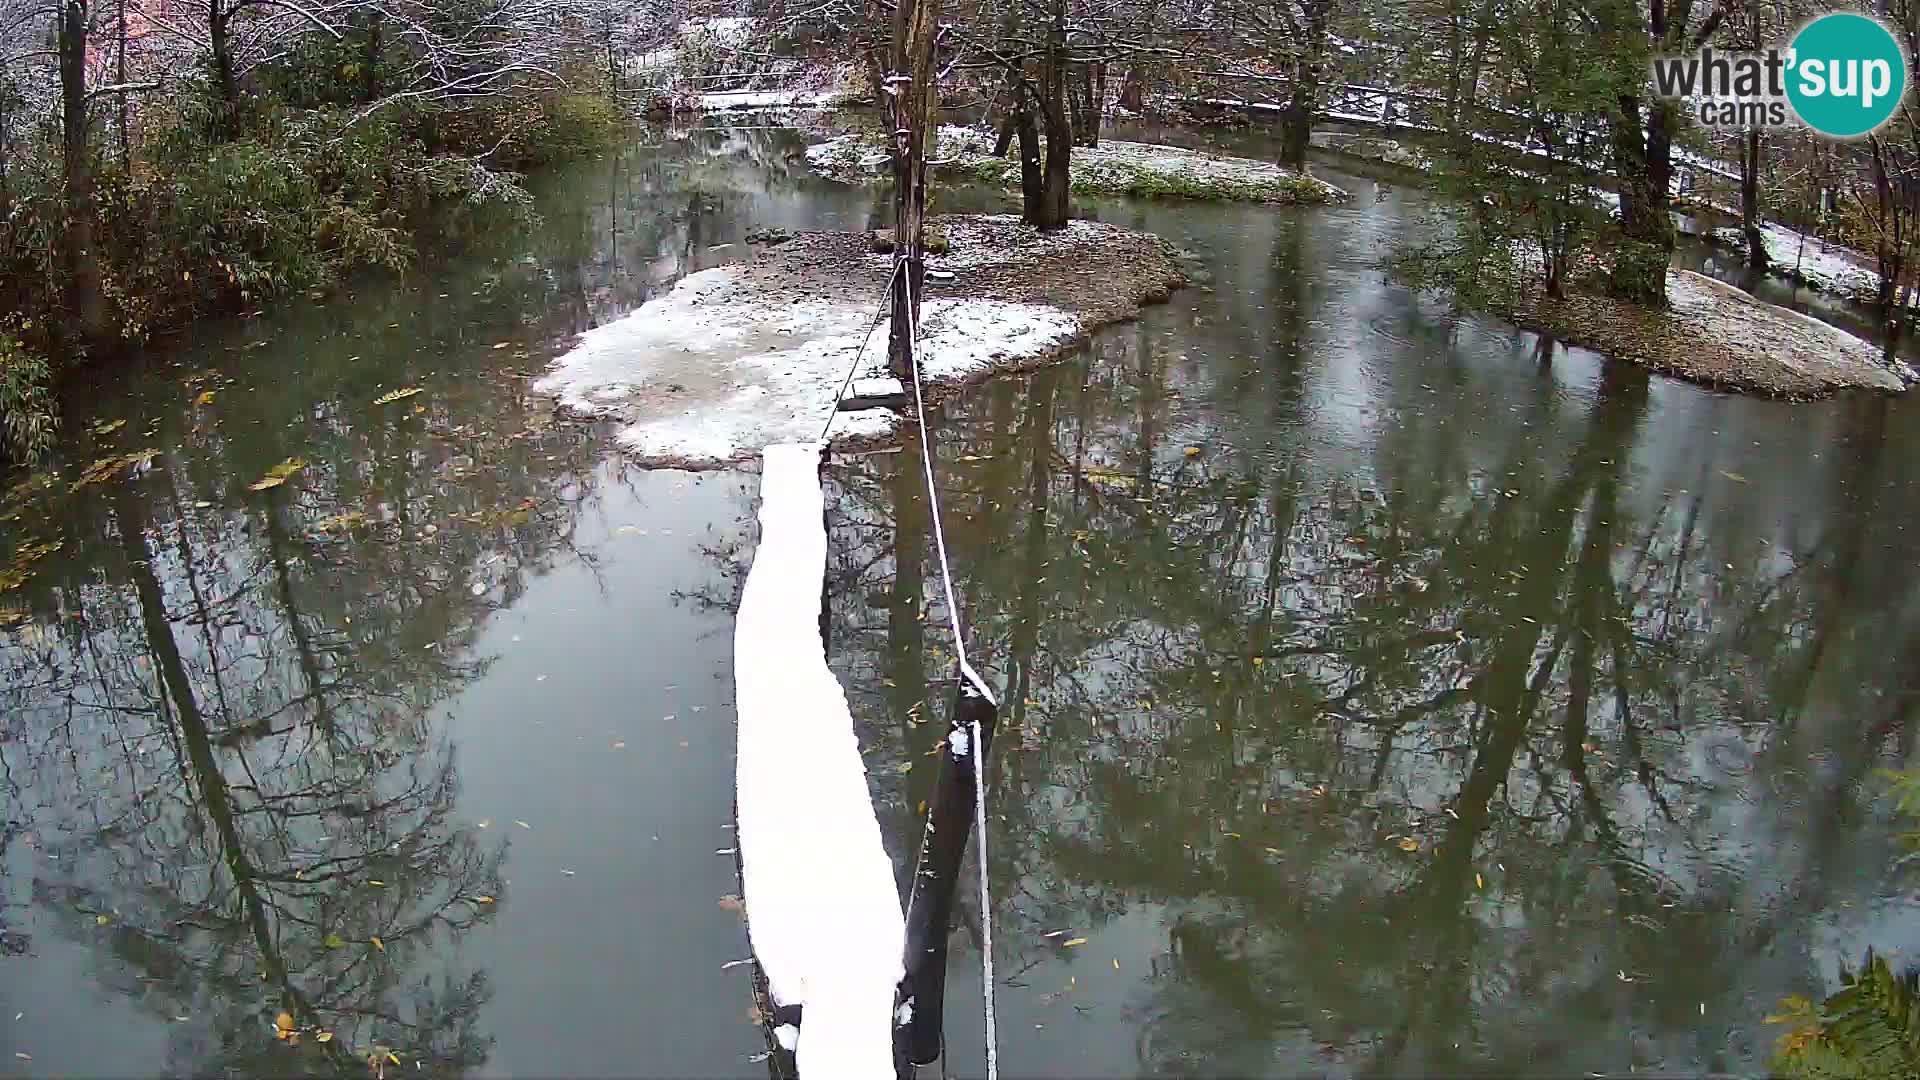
xmin=849 ymin=377 xmax=904 ymax=398
xmin=534 ymin=265 xmax=1080 ymax=466
xmin=773 ymin=1023 xmax=800 ymax=1052
xmin=734 ymin=443 xmax=905 ymax=1079
xmin=698 ymin=89 xmax=841 ymax=112
xmin=949 ymin=727 xmax=970 ymax=759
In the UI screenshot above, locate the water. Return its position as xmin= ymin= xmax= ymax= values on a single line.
xmin=3 ymin=125 xmax=1918 ymax=1078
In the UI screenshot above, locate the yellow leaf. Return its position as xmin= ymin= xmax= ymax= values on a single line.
xmin=95 ymin=914 xmax=111 ymax=925
xmin=315 ymin=1032 xmax=334 ymax=1043
xmin=248 ymin=458 xmax=305 ymax=492
xmin=367 ymin=880 xmax=385 ymax=887
xmin=1183 ymin=446 xmax=1202 ymax=457
xmin=1062 ymin=937 xmax=1087 ymax=947
xmin=388 ymin=1052 xmax=401 ymax=1065
xmin=371 ymin=387 xmax=423 ymax=406
xmin=195 ymin=390 xmax=216 ymax=406
xmin=473 ymin=895 xmax=496 ymax=904
xmin=1476 ymin=873 xmax=1484 ymax=889
xmin=274 ymin=1011 xmax=295 ymax=1034
xmin=492 ymin=342 xmax=511 ymax=350
xmin=1397 ymin=837 xmax=1420 ymax=852
xmin=370 ymin=936 xmax=384 ymax=951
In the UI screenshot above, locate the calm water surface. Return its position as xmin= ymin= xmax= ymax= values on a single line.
xmin=2 ymin=125 xmax=1917 ymax=1078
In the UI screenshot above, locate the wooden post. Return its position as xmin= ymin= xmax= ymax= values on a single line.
xmin=894 ymin=664 xmax=999 ymax=1067
xmin=886 ymin=0 xmax=940 ymax=381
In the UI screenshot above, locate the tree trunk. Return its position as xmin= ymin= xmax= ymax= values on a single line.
xmin=1088 ymin=62 xmax=1105 ymax=146
xmin=364 ymin=10 xmax=385 ymax=103
xmin=1032 ymin=10 xmax=1073 ymax=231
xmin=993 ymin=107 xmax=1015 ymax=158
xmin=114 ymin=0 xmax=127 ymax=163
xmin=1278 ymin=3 xmax=1328 ymax=172
xmin=1117 ymin=65 xmax=1145 ymax=112
xmin=886 ymin=0 xmax=940 ymax=379
xmin=1608 ymin=94 xmax=1674 ymax=307
xmin=1070 ymin=63 xmax=1098 ymax=148
xmin=1015 ymin=84 xmax=1043 ymax=225
xmin=209 ymin=0 xmax=238 ymax=140
xmin=1740 ymin=128 xmax=1767 ymax=271
xmin=59 ymin=0 xmax=106 ymax=350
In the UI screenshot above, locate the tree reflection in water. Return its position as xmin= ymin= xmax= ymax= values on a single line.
xmin=814 ymin=320 xmax=1920 ymax=1074
xmin=0 ymin=319 xmax=613 ymax=1076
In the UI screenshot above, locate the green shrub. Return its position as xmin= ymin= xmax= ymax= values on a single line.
xmin=95 ymin=106 xmax=532 ymax=339
xmin=1772 ymin=952 xmax=1920 ymax=1079
xmin=1770 ymin=771 xmax=1920 ymax=1079
xmin=0 ymin=333 xmax=57 ymax=465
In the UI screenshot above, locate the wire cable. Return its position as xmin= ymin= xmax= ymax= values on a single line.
xmin=900 ymin=262 xmax=999 ymax=1080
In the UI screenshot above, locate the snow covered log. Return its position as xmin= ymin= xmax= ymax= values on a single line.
xmin=734 ymin=442 xmax=906 ymax=1079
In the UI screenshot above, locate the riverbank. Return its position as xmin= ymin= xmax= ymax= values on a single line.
xmin=804 ymin=126 xmax=1349 ymax=204
xmin=1703 ymin=222 xmax=1908 ymax=308
xmin=1503 ymin=268 xmax=1909 ymax=399
xmin=534 ymin=214 xmax=1185 ymax=467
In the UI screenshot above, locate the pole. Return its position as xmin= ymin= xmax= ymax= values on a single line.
xmin=894 ymin=664 xmax=999 ymax=1068
xmin=886 ymin=0 xmax=940 ymax=381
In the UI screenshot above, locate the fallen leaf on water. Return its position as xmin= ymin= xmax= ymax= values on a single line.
xmin=476 ymin=820 xmax=490 ymax=829
xmin=372 ymin=387 xmax=423 ymax=406
xmin=560 ymin=869 xmax=576 ymax=876
xmin=316 ymin=1031 xmax=334 ymax=1043
xmin=96 ymin=913 xmax=111 ymax=925
xmin=71 ymin=449 xmax=160 ymax=491
xmin=248 ymin=458 xmax=306 ymax=491
xmin=274 ymin=1012 xmax=295 ymax=1037
xmin=1183 ymin=446 xmax=1202 ymax=457
xmin=1476 ymin=873 xmax=1484 ymax=889
xmin=195 ymin=390 xmax=217 ymax=406
xmin=1397 ymin=837 xmax=1420 ymax=852
xmin=93 ymin=419 xmax=126 ymax=435
xmin=15 ymin=1053 xmax=30 ymax=1061
xmin=370 ymin=936 xmax=384 ymax=951
xmin=472 ymin=895 xmax=496 ymax=904
xmin=1062 ymin=937 xmax=1088 ymax=948
xmin=612 ymin=741 xmax=626 ymax=749
xmin=514 ymin=820 xmax=530 ymax=829
xmin=1113 ymin=959 xmax=1120 ymax=970
xmin=1720 ymin=470 xmax=1748 ymax=483
xmin=492 ymin=342 xmax=511 ymax=350
xmin=367 ymin=880 xmax=386 ymax=887
xmin=324 ymin=933 xmax=345 ymax=949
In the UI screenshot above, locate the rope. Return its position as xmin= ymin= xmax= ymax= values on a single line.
xmin=817 ymin=261 xmax=905 ymax=446
xmin=900 ymin=263 xmax=999 ymax=1080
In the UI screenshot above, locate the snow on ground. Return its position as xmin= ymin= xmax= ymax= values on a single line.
xmin=734 ymin=441 xmax=905 ymax=1078
xmin=697 ymin=88 xmax=844 ymax=111
xmin=807 ymin=127 xmax=1347 ymax=202
xmin=1710 ymin=222 xmax=1904 ymax=306
xmin=1667 ymin=270 xmax=1910 ymax=392
xmin=533 ymin=265 xmax=1079 ymax=467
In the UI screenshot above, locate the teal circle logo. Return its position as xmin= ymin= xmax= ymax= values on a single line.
xmin=1786 ymin=13 xmax=1907 ymax=138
